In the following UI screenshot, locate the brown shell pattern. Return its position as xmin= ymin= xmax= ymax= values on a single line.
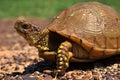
xmin=48 ymin=2 xmax=120 ymax=50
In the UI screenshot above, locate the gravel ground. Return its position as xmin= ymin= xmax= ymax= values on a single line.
xmin=0 ymin=19 xmax=120 ymax=80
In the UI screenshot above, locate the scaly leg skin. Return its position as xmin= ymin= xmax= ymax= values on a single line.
xmin=39 ymin=51 xmax=56 ymax=61
xmin=55 ymin=41 xmax=73 ymax=76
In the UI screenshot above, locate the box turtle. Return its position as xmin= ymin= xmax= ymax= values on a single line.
xmin=14 ymin=2 xmax=120 ymax=75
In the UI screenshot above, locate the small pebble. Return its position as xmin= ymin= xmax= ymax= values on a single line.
xmin=43 ymin=70 xmax=52 ymax=75
xmin=44 ymin=75 xmax=52 ymax=80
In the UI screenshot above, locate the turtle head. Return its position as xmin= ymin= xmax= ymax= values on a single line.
xmin=14 ymin=18 xmax=49 ymax=51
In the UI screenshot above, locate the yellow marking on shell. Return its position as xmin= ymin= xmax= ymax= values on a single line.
xmin=59 ymin=62 xmax=63 ymax=65
xmin=65 ymin=62 xmax=69 ymax=67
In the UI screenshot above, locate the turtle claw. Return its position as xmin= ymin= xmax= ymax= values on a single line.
xmin=52 ymin=69 xmax=64 ymax=78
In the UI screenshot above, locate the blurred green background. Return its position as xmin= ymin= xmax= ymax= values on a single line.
xmin=0 ymin=0 xmax=120 ymax=19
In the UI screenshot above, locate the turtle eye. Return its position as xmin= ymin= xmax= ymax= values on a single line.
xmin=21 ymin=24 xmax=30 ymax=29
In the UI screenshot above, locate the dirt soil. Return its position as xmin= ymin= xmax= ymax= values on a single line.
xmin=0 ymin=18 xmax=120 ymax=80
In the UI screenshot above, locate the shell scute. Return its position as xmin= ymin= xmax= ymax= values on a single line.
xmin=89 ymin=47 xmax=104 ymax=59
xmin=48 ymin=2 xmax=120 ymax=52
xmin=118 ymin=38 xmax=120 ymax=48
xmin=94 ymin=35 xmax=106 ymax=48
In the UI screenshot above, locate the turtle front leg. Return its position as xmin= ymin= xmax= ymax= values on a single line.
xmin=56 ymin=41 xmax=73 ymax=75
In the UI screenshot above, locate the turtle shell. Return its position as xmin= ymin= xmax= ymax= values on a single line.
xmin=48 ymin=2 xmax=120 ymax=59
